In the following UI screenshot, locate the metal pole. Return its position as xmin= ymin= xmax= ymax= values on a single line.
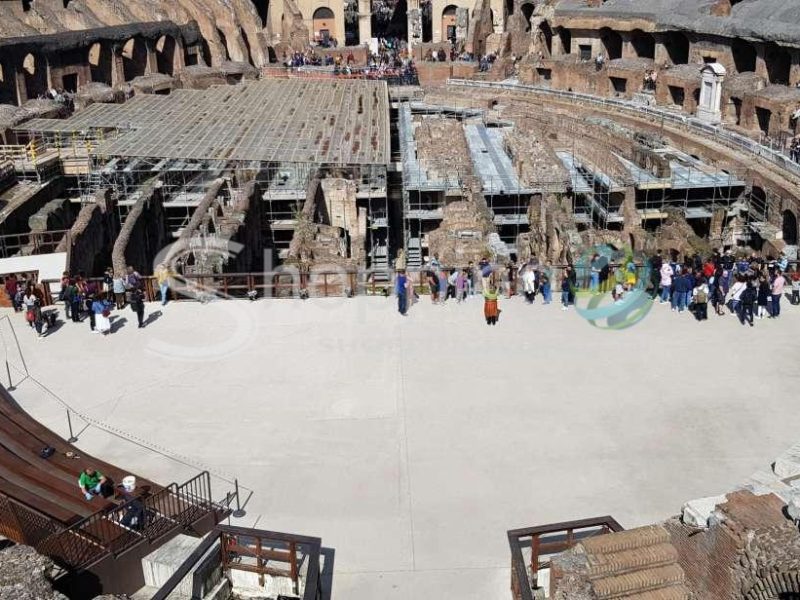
xmin=232 ymin=478 xmax=246 ymax=518
xmin=5 ymin=360 xmax=14 ymax=391
xmin=66 ymin=409 xmax=78 ymax=443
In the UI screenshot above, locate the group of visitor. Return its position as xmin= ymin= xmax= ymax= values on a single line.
xmin=394 ymin=249 xmax=800 ymax=328
xmin=3 ymin=263 xmax=173 ymax=338
xmin=648 ymin=249 xmax=797 ymax=326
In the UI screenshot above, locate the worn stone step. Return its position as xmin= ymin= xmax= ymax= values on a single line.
xmin=587 ymin=543 xmax=679 ymax=578
xmin=580 ymin=525 xmax=671 ymax=556
xmin=592 ymin=564 xmax=685 ymax=599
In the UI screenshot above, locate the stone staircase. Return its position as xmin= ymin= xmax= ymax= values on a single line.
xmin=578 ymin=525 xmax=690 ymax=600
xmin=134 ymin=534 xmax=231 ymax=600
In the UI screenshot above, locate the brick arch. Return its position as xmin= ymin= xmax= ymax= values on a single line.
xmin=155 ymin=34 xmax=178 ymax=76
xmin=120 ymin=37 xmax=148 ymax=81
xmin=744 ymin=571 xmax=800 ymax=600
xmin=783 ymin=209 xmax=798 ymax=246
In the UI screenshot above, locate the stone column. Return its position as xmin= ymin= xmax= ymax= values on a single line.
xmin=145 ymin=39 xmax=158 ymax=75
xmin=456 ymin=7 xmax=469 ymax=44
xmin=654 ymin=36 xmax=670 ymax=66
xmin=14 ymin=65 xmax=28 ymax=106
xmin=790 ymin=49 xmax=800 ymax=88
xmin=754 ymin=43 xmax=768 ymax=80
xmin=620 ymin=31 xmax=635 ymax=59
xmin=174 ymin=38 xmax=186 ymax=72
xmin=359 ymin=0 xmax=372 ymax=45
xmin=407 ymin=0 xmax=422 ymax=49
xmin=111 ymin=45 xmax=126 ymax=87
xmin=45 ymin=56 xmax=54 ymax=91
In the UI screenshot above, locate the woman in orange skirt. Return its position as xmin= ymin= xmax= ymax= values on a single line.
xmin=483 ymin=283 xmax=500 ymax=326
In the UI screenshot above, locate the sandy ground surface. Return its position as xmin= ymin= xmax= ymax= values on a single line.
xmin=2 ymin=293 xmax=798 ymax=599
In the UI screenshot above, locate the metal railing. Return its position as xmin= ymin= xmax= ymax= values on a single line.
xmin=508 ymin=516 xmax=624 ymax=600
xmin=0 ymin=492 xmax=62 ymax=548
xmin=447 ymin=79 xmax=800 ymax=181
xmin=0 ymin=229 xmax=70 ymax=260
xmin=153 ymin=524 xmax=323 ymax=600
xmin=35 ymin=471 xmax=218 ymax=572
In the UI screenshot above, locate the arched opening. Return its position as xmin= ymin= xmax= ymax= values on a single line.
xmin=121 ymin=38 xmax=148 ymax=81
xmin=422 ymin=0 xmax=432 ymax=42
xmin=216 ymin=28 xmax=231 ymax=61
xmin=556 ymin=26 xmax=571 ymax=54
xmin=442 ymin=5 xmax=458 ymax=43
xmin=664 ymin=31 xmax=689 ymax=65
xmin=765 ymin=43 xmax=791 ymax=85
xmin=731 ymin=38 xmax=756 ymax=73
xmin=373 ymin=0 xmax=408 ymax=40
xmin=505 ymin=0 xmax=513 ymax=18
xmin=599 ymin=27 xmax=622 ymax=60
xmin=344 ymin=0 xmax=359 ymax=46
xmin=520 ymin=3 xmax=535 ymax=33
xmin=538 ymin=20 xmax=553 ymax=56
xmin=240 ymin=29 xmax=254 ymax=66
xmin=630 ymin=29 xmax=655 ymax=59
xmin=155 ymin=35 xmax=177 ymax=75
xmin=21 ymin=53 xmax=47 ymax=100
xmin=250 ymin=0 xmax=269 ymax=28
xmin=783 ymin=210 xmax=798 ymax=245
xmin=88 ymin=42 xmax=111 ymax=83
xmin=313 ymin=7 xmax=337 ymax=46
xmin=199 ymin=38 xmax=212 ymax=66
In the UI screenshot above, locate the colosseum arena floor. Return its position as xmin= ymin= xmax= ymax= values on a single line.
xmin=4 ymin=295 xmax=799 ymax=599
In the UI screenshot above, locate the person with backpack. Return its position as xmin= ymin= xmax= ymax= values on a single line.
xmin=756 ymin=275 xmax=770 ymax=319
xmin=692 ymin=278 xmax=709 ymax=321
xmin=483 ymin=283 xmax=500 ymax=325
xmin=130 ymin=287 xmax=146 ymax=328
xmin=395 ymin=269 xmax=409 ymax=316
xmin=739 ymin=280 xmax=756 ymax=326
xmin=649 ymin=250 xmax=663 ymax=299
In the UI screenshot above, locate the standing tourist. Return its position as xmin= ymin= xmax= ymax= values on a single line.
xmin=739 ymin=280 xmax=756 ymax=326
xmin=692 ymin=278 xmax=709 ymax=321
xmin=521 ymin=265 xmax=536 ymax=304
xmin=770 ymin=269 xmax=786 ymax=318
xmin=395 ymin=270 xmax=408 ymax=315
xmin=130 ymin=287 xmax=146 ymax=328
xmin=483 ymin=284 xmax=500 ymax=326
xmin=589 ymin=253 xmax=601 ymax=293
xmin=155 ymin=263 xmax=172 ymax=306
xmin=113 ymin=272 xmax=126 ymax=309
xmin=659 ymin=261 xmax=673 ymax=304
xmin=791 ymin=267 xmax=800 ymax=305
xmin=756 ymin=275 xmax=770 ymax=319
xmin=560 ymin=272 xmax=571 ymax=311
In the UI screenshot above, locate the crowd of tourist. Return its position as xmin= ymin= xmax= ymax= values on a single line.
xmin=2 ymin=263 xmax=172 ymax=338
xmin=394 ymin=249 xmax=800 ymax=327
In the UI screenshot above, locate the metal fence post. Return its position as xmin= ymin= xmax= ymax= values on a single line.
xmin=232 ymin=478 xmax=246 ymax=518
xmin=66 ymin=409 xmax=78 ymax=443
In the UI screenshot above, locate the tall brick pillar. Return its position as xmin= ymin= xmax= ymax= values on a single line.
xmin=14 ymin=67 xmax=27 ymax=105
xmin=111 ymin=45 xmax=125 ymax=87
xmin=358 ymin=0 xmax=372 ymax=44
xmin=145 ymin=40 xmax=158 ymax=75
xmin=620 ymin=32 xmax=635 ymax=59
xmin=790 ymin=49 xmax=800 ymax=88
xmin=754 ymin=44 xmax=768 ymax=81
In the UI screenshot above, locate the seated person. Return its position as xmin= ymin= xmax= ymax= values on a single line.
xmin=78 ymin=467 xmax=107 ymax=501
